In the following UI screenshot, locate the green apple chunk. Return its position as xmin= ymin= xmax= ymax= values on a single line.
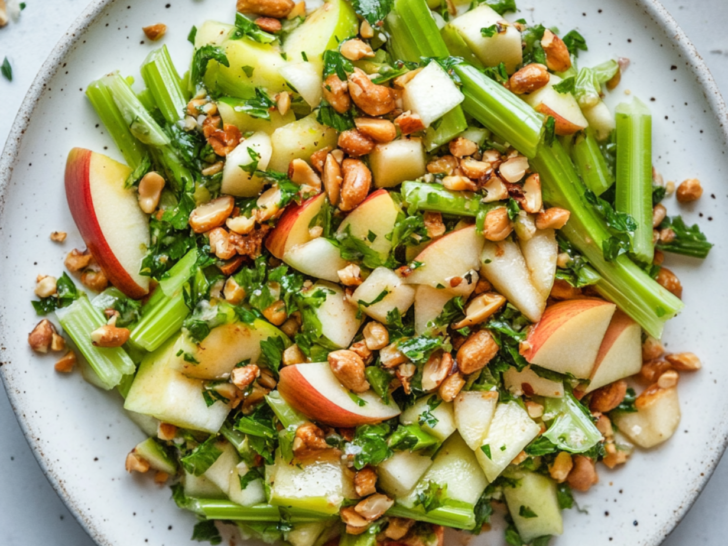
xmin=194 ymin=20 xmax=234 ymax=48
xmin=284 ymin=237 xmax=349 ymax=283
xmin=503 ymin=471 xmax=564 ymax=543
xmin=279 ymin=62 xmax=323 ymax=107
xmin=312 ymin=281 xmax=363 ymax=348
xmin=377 ymin=450 xmax=434 ymax=499
xmin=268 ymin=113 xmax=338 ymax=172
xmin=286 ymin=521 xmax=330 ymax=546
xmin=229 ymin=461 xmax=267 ymax=507
xmin=218 ymin=97 xmax=295 ymax=135
xmin=503 ymin=365 xmax=565 ymax=398
xmin=283 ymin=0 xmax=358 ymax=68
xmin=476 ymin=401 xmax=540 ymax=482
xmin=414 ymin=285 xmax=457 ymax=336
xmin=124 ymin=338 xmax=232 ymax=434
xmin=222 ymin=132 xmax=273 ymax=198
xmin=454 ymin=390 xmax=498 ymax=451
xmin=170 ymin=319 xmax=289 ymax=380
xmin=400 ymin=395 xmax=456 ymax=443
xmin=402 ymin=62 xmax=464 ymax=127
xmin=132 ymin=437 xmax=177 ymax=474
xmin=204 ymin=440 xmax=240 ymax=492
xmin=184 ymin=470 xmax=226 ymax=499
xmin=369 ymin=138 xmax=427 ymax=188
xmin=613 ymin=387 xmax=681 ymax=448
xmin=351 ymin=267 xmax=416 ymax=323
xmin=267 ymin=451 xmax=353 ymax=515
xmin=337 ymin=189 xmax=401 ymax=259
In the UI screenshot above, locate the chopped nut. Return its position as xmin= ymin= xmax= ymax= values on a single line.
xmin=639 ymin=359 xmax=672 ymax=384
xmin=54 ymin=350 xmax=77 ymax=373
xmin=81 ymin=266 xmax=109 ymax=292
xmin=652 ymin=203 xmax=667 ymax=228
xmin=322 ymin=74 xmax=351 ymax=114
xmin=35 ymin=276 xmax=58 ymax=298
xmin=355 ymin=493 xmax=394 ymax=521
xmin=360 ymin=19 xmax=374 ymax=39
xmin=142 ymin=23 xmax=167 ymax=41
xmin=380 ymin=343 xmax=408 ymax=368
xmin=460 ymin=157 xmax=490 ymax=179
xmin=293 ymin=423 xmax=329 ymax=459
xmin=642 ymin=335 xmax=664 ymax=361
xmin=483 ymin=207 xmax=513 ymax=241
xmin=223 ymin=277 xmax=246 ymax=305
xmin=422 ymin=351 xmax=453 ymax=392
xmin=232 ymin=365 xmax=260 ymax=390
xmin=229 ymin=224 xmax=270 ymax=259
xmin=427 ymin=155 xmax=459 ymax=176
xmin=157 ymin=422 xmax=178 ymax=441
xmin=481 ymin=176 xmax=509 ymax=203
xmin=263 ymin=300 xmax=287 ymax=325
xmin=457 ymin=329 xmax=499 ymax=374
xmin=335 ymin=263 xmax=362 ymax=287
xmin=226 ymin=214 xmax=256 ymax=235
xmin=339 ymin=159 xmax=372 ymax=211
xmin=280 ymin=314 xmax=301 ymax=337
xmin=236 ymin=0 xmax=295 ymax=18
xmin=549 ymin=451 xmax=573 ymax=483
xmin=201 ymin=161 xmax=224 ymax=177
xmin=328 ymin=350 xmax=370 ymax=393
xmin=438 ymin=371 xmax=466 ymax=402
xmin=567 ymin=455 xmax=598 ymax=492
xmin=354 ymin=118 xmax=397 ymax=143
xmin=347 ymin=68 xmax=395 ymax=117
xmin=595 ymin=413 xmax=613 ymax=438
xmin=449 ymin=137 xmax=478 ymax=158
xmin=602 ymin=442 xmax=629 ymax=468
xmin=255 ymin=16 xmax=282 ymax=33
xmin=154 ymin=471 xmax=170 ymax=484
xmin=340 ymin=38 xmax=375 ymax=61
xmin=509 ymin=63 xmax=550 ymax=95
xmin=65 ymin=249 xmax=93 ymax=272
xmin=323 ymin=153 xmax=343 ymax=206
xmin=206 ymin=122 xmax=242 ymax=156
xmin=443 ymin=175 xmax=478 ymax=192
xmin=395 ymin=111 xmax=426 ymax=135
xmin=50 ymin=231 xmax=67 ymax=243
xmin=659 ymin=227 xmax=676 ymax=244
xmin=363 ymin=322 xmax=389 ymax=351
xmin=385 ymin=518 xmax=415 ymax=540
xmin=452 ymin=293 xmax=506 ymax=329
xmin=287 ymin=1 xmax=305 ymax=19
xmin=526 ymin=400 xmax=544 ymax=419
xmin=50 ymin=333 xmax=66 ymax=352
xmin=258 ymin=368 xmax=278 ymax=389
xmin=350 ymin=341 xmax=373 ymax=363
xmin=656 ymin=267 xmax=682 ymax=298
xmin=338 ymin=129 xmax=376 ymax=157
xmin=589 ymin=380 xmax=628 ymax=413
xmin=256 ymin=187 xmax=283 ymax=222
xmin=208 ymin=227 xmax=237 ymax=260
xmin=310 ymin=147 xmax=331 ymax=173
xmin=125 ymin=452 xmax=150 ymax=474
xmin=676 ymin=178 xmax=703 ymax=203
xmin=665 ymin=352 xmax=701 ymax=371
xmin=28 ymin=319 xmax=56 ymax=353
xmin=536 ymin=207 xmax=570 ymax=230
xmin=541 ymin=30 xmax=571 ymax=72
xmin=550 ymin=279 xmax=582 ymax=300
xmin=520 ymin=173 xmax=542 ymax=213
xmin=91 ymin=324 xmax=131 ymax=348
xmin=189 ymin=195 xmax=235 ymax=233
xmin=499 ymin=156 xmax=530 ymax=183
xmin=393 ymin=68 xmax=423 ymax=89
xmin=340 ymin=507 xmax=371 ymax=532
xmin=657 ymin=369 xmax=679 ymax=389
xmin=354 ymin=467 xmax=378 ymax=497
xmin=396 ymin=363 xmax=416 ymax=394
xmin=556 ymin=252 xmax=571 ymax=268
xmin=288 ymin=158 xmax=323 ymax=189
xmin=423 ymin=211 xmax=446 ymax=238
xmin=283 ymin=344 xmax=307 ymax=366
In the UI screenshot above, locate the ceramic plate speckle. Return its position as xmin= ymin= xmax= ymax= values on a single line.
xmin=1 ymin=0 xmax=727 ymax=545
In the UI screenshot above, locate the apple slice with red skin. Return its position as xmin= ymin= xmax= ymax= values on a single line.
xmin=523 ymin=75 xmax=588 ymax=136
xmin=65 ymin=148 xmax=150 ymax=299
xmin=278 ymin=362 xmax=401 ymax=427
xmin=583 ymin=310 xmax=642 ymax=393
xmin=336 ymin=189 xmax=400 ymax=259
xmin=521 ymin=298 xmax=616 ymax=379
xmin=265 ymin=192 xmax=326 ymax=259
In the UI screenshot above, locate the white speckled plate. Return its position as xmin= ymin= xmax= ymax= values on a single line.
xmin=0 ymin=0 xmax=727 ymax=545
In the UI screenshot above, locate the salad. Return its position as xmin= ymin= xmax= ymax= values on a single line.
xmin=26 ymin=0 xmax=713 ymax=544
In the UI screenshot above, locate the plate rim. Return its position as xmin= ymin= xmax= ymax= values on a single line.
xmin=0 ymin=0 xmax=727 ymax=545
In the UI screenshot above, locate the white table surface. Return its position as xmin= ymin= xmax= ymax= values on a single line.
xmin=1 ymin=1 xmax=727 ymax=545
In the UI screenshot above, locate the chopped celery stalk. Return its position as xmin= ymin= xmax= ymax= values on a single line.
xmin=572 ymin=132 xmax=614 ymax=196
xmin=141 ymin=45 xmax=187 ymax=124
xmin=454 ymin=64 xmax=545 ymax=158
xmin=159 ymin=247 xmax=199 ymax=296
xmin=266 ymin=391 xmax=307 ymax=428
xmin=149 ymin=142 xmax=195 ymax=194
xmin=542 ymin=393 xmax=602 ymax=453
xmin=196 ymin=501 xmax=282 ymax=521
xmin=384 ymin=12 xmax=421 ymax=63
xmin=128 ymin=288 xmax=190 ymax=352
xmin=56 ymin=296 xmax=135 ymax=389
xmin=386 ymin=502 xmax=475 ymax=530
xmin=424 ymin=108 xmax=468 ymax=151
xmin=401 ymin=181 xmax=491 ymax=217
xmin=441 ymin=23 xmax=485 ymax=69
xmin=117 ymin=374 xmax=135 ymax=398
xmin=615 ymin=98 xmax=654 ymax=264
xmin=86 ymin=78 xmax=148 ymax=170
xmin=220 ymin=422 xmax=255 ymax=459
xmin=532 ymin=141 xmax=683 ymax=338
xmin=104 ymin=73 xmax=171 ymax=147
xmin=656 ymin=216 xmax=713 ymax=259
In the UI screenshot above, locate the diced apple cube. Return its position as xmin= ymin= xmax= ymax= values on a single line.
xmin=351 ymin=267 xmax=415 ymax=323
xmin=222 ymin=131 xmax=272 ymax=197
xmin=229 ymin=461 xmax=267 ymax=506
xmin=400 ymin=394 xmax=456 ymax=442
xmin=336 ymin=189 xmax=401 ymax=259
xmin=519 ymin=228 xmax=558 ymax=303
xmin=582 ymin=100 xmax=615 ymax=142
xmin=523 ymin=75 xmax=589 ymax=136
xmin=503 ymin=471 xmax=563 ymax=543
xmin=284 ymin=237 xmax=349 ymax=282
xmin=403 ymin=61 xmax=464 ymax=127
xmin=312 ymin=281 xmax=362 ymax=349
xmin=279 ymin=62 xmax=323 ymax=107
xmin=585 ymin=310 xmax=642 ymax=393
xmin=377 ymin=449 xmax=434 ymax=499
xmin=454 ymin=390 xmax=499 ymax=450
xmin=203 ymin=441 xmax=239 ymax=492
xmin=369 ymin=138 xmax=427 ymax=188
xmin=414 ymin=285 xmax=457 ymax=335
xmin=613 ymin=387 xmax=681 ymax=448
xmin=504 ymin=365 xmax=565 ymax=398
xmin=268 ymin=113 xmax=338 ymax=172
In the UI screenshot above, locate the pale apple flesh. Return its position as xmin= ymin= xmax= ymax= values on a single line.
xmin=614 ymin=387 xmax=681 ymax=448
xmin=283 ymin=237 xmax=349 ymax=283
xmin=265 ymin=192 xmax=326 ymax=259
xmin=585 ymin=310 xmax=642 ymax=393
xmin=312 ymin=281 xmax=362 ymax=349
xmin=65 ymin=148 xmax=150 ymax=299
xmin=523 ymin=76 xmax=589 ymax=136
xmin=337 ymin=189 xmax=401 ymax=258
xmin=278 ymin=362 xmax=401 ymax=427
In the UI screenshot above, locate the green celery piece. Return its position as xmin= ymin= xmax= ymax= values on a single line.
xmin=266 ymin=391 xmax=307 ymax=428
xmin=572 ymin=132 xmax=614 ymax=196
xmin=195 ymin=500 xmax=282 ymax=521
xmin=455 ymin=63 xmax=545 ymax=158
xmin=402 ymin=181 xmax=483 ymax=217
xmin=386 ymin=501 xmax=476 ymax=530
xmin=392 ymin=0 xmax=450 ymax=57
xmin=103 ymin=72 xmax=171 ymax=147
xmin=424 ymin=108 xmax=468 ymax=152
xmin=86 ymin=78 xmax=148 ymax=170
xmin=615 ymin=98 xmax=654 ymax=264
xmin=441 ymin=24 xmax=485 ymax=69
xmin=56 ymin=296 xmax=135 ymax=389
xmin=340 ymin=531 xmax=377 ymax=546
xmin=149 ymin=144 xmax=195 ymax=194
xmin=159 ymin=247 xmax=199 ymax=296
xmin=531 ymin=140 xmax=683 ymax=338
xmin=542 ymin=393 xmax=601 ymax=453
xmin=141 ymin=45 xmax=188 ymax=124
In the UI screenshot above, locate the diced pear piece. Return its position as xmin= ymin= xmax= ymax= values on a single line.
xmin=402 ymin=62 xmax=464 ymax=127
xmin=504 ymin=366 xmax=565 ymax=398
xmin=268 ymin=113 xmax=338 ymax=172
xmin=219 ymin=97 xmax=295 ymax=134
xmin=377 ymin=450 xmax=434 ymax=499
xmin=503 ymin=471 xmax=564 ymax=543
xmin=614 ymin=387 xmax=681 ymax=448
xmin=519 ymin=228 xmax=558 ymax=302
xmin=369 ymin=138 xmax=427 ymax=188
xmin=400 ymin=394 xmax=456 ymax=442
xmin=222 ymin=131 xmax=272 ymax=197
xmin=229 ymin=461 xmax=267 ymax=506
xmin=414 ymin=285 xmax=457 ymax=335
xmin=312 ymin=281 xmax=362 ymax=348
xmin=454 ymin=390 xmax=499 ymax=450
xmin=336 ymin=189 xmax=401 ymax=259
xmin=351 ymin=267 xmax=415 ymax=323
xmin=284 ymin=237 xmax=349 ymax=282
xmin=279 ymin=62 xmax=323 ymax=107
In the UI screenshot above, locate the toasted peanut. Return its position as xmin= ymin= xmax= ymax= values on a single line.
xmin=483 ymin=207 xmax=513 ymax=241
xmin=654 ymin=249 xmax=665 ymax=266
xmin=226 ymin=215 xmax=256 ymax=235
xmin=509 ymin=63 xmax=550 ymax=95
xmin=341 ymin=507 xmax=371 ymax=532
xmin=595 ymin=413 xmax=613 ymax=438
xmin=657 ymin=369 xmax=679 ymax=389
xmin=550 ymin=278 xmax=582 ymax=300
xmin=395 ymin=111 xmax=426 ymax=135
xmin=423 ymin=212 xmax=446 ymax=238
xmin=363 ymin=322 xmax=389 ymax=351
xmin=642 ymin=335 xmax=664 ymax=361
xmin=567 ymin=455 xmax=598 ymax=492
xmin=65 ymin=249 xmax=93 ymax=272
xmin=232 ymin=365 xmax=260 ymax=390
xmin=288 ymin=0 xmax=305 ymax=18
xmin=443 ymin=175 xmax=478 ymax=192
xmin=293 ymin=423 xmax=329 ymax=458
xmin=521 ymin=173 xmax=542 ymax=213
xmin=665 ymin=352 xmax=701 ymax=371
xmin=309 ymin=147 xmax=331 ymax=173
xmin=589 ymin=380 xmax=628 ymax=413
xmin=328 ymin=350 xmax=370 ymax=393
xmin=258 ymin=368 xmax=277 ymax=389
xmin=289 ymin=158 xmax=323 ymax=190
xmin=323 ymin=154 xmax=343 ymax=206
xmin=460 ymin=157 xmax=490 ymax=179
xmin=602 ymin=442 xmax=629 ymax=468
xmin=355 ymin=493 xmax=394 ymax=521
xmin=153 ymin=423 xmax=177 ymax=442
xmin=652 ymin=203 xmax=667 ymax=228
xmin=222 ymin=277 xmax=245 ymax=305
xmin=91 ymin=324 xmax=130 ymax=347
xmin=457 ymin=329 xmax=499 ymax=374
xmin=347 ymin=68 xmax=395 ymax=117
xmin=236 ymin=0 xmax=294 ymax=18
xmin=656 ymin=267 xmax=682 ymax=298
xmin=639 ymin=359 xmax=672 ymax=384
xmin=323 ymin=74 xmax=351 ymax=114
xmin=256 ymin=187 xmax=283 ymax=222
xmin=256 ymin=16 xmax=282 ymax=33
xmin=52 ymin=349 xmax=76 ymax=373
xmin=449 ymin=137 xmax=478 ymax=158
xmin=143 ymin=23 xmax=167 ymax=41
xmin=207 ymin=123 xmax=242 ymax=156
xmin=208 ymin=228 xmax=237 ymax=260
xmin=453 ymin=293 xmax=506 ymax=329
xmin=665 ymin=180 xmax=676 ymax=195
xmin=350 ymin=341 xmax=373 ymax=364
xmin=354 ymin=118 xmax=397 ymax=143
xmin=676 ymin=178 xmax=703 ymax=203
xmin=334 ymin=263 xmax=361 ymax=287
xmin=81 ymin=266 xmax=109 ymax=292
xmin=658 ymin=227 xmax=676 ymax=244
xmin=482 ymin=176 xmax=509 ymax=203
xmin=393 ymin=67 xmax=423 ymax=89
xmin=499 ymin=155 xmax=529 ymax=183
xmin=282 ymin=344 xmax=307 ymax=366
xmin=541 ymin=30 xmax=571 ymax=72
xmin=438 ymin=371 xmax=466 ymax=402
xmin=201 ymin=161 xmax=224 ymax=177
xmin=549 ymin=452 xmax=573 ymax=483
xmin=354 ymin=467 xmax=378 ymax=497
xmin=635 ymin=383 xmax=674 ymax=410
xmin=189 ymin=196 xmax=235 ymax=233
xmin=385 ymin=518 xmax=415 ymax=541
xmin=125 ymin=452 xmax=150 ymax=474
xmin=280 ymin=313 xmax=301 ymax=338
xmin=427 ymin=155 xmax=459 ymax=176
xmin=512 ymin=451 xmax=528 ymax=466
xmin=341 ymin=38 xmax=374 ymax=61
xmin=263 ymin=300 xmax=287 ymax=325
xmin=340 ymin=159 xmax=372 ymax=211
xmin=526 ymin=400 xmax=544 ymax=419
xmin=50 ymin=231 xmax=67 ymax=243
xmin=360 ymin=19 xmax=374 ymax=38
xmin=273 ymin=91 xmax=291 ymax=117
xmin=422 ymin=351 xmax=453 ymax=392
xmin=380 ymin=343 xmax=408 ymax=368
xmin=556 ymin=252 xmax=571 ymax=268
xmin=29 ymin=320 xmax=56 ymax=354
xmin=536 ymin=207 xmax=570 ymax=230
xmin=35 ymin=276 xmax=57 ymax=298
xmin=0 ymin=2 xmax=8 ymax=27
xmin=338 ymin=129 xmax=376 ymax=157
xmin=51 ymin=333 xmax=66 ymax=352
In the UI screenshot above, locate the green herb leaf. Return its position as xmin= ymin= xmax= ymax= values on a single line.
xmin=351 ymin=0 xmax=394 ymax=26
xmin=419 ymin=396 xmax=442 ymax=428
xmin=519 ymin=505 xmax=538 ymax=519
xmin=349 ymin=424 xmax=393 ymax=469
xmin=232 ymin=13 xmax=276 ymax=43
xmin=557 ymin=482 xmax=575 ymax=510
xmin=316 ymin=101 xmax=355 ymax=131
xmin=181 ymin=436 xmax=223 ymax=476
xmin=610 ymin=387 xmax=638 ymax=414
xmin=187 ymin=26 xmax=198 ymax=44
xmin=1 ymin=57 xmax=12 ymax=82
xmin=484 ymin=0 xmax=517 ymax=15
xmin=481 ymin=24 xmax=498 ymax=37
xmin=365 ymin=366 xmax=393 ymax=403
xmin=235 ymin=88 xmax=275 ymax=120
xmin=415 ymin=481 xmax=448 ymax=512
xmin=398 ymin=334 xmax=443 ymax=365
xmin=481 ymin=444 xmax=492 ymax=459
xmin=32 ymin=273 xmax=81 ymax=315
xmin=562 ymin=30 xmax=588 ymax=57
xmin=260 ymin=336 xmax=286 ymax=376
xmin=506 ymin=199 xmax=521 ymax=220
xmin=322 ymin=50 xmax=354 ymax=80
xmin=657 ymin=215 xmax=713 ymax=259
xmin=553 ymin=76 xmax=576 ymax=95
xmin=524 ymin=436 xmax=558 ymax=457
xmin=192 ymin=520 xmax=222 ymax=544
xmin=191 ymin=45 xmax=229 ymax=87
